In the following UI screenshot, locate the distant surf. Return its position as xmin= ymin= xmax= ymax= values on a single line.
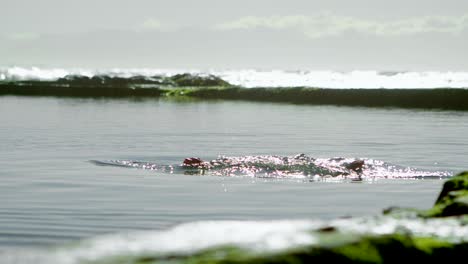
xmin=2 ymin=67 xmax=468 ymax=110
xmin=2 ymin=66 xmax=468 ymax=88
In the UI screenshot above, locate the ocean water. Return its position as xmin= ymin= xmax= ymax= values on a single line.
xmin=1 ymin=94 xmax=468 ymax=255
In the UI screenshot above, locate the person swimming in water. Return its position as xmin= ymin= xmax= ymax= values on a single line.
xmin=182 ymin=157 xmax=205 ymax=167
xmin=345 ymin=159 xmax=365 ymax=174
xmin=181 ymin=155 xmax=365 ymax=178
xmin=91 ymin=154 xmax=366 ymax=179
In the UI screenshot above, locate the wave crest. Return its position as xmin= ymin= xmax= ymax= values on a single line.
xmin=2 ymin=217 xmax=467 ymax=264
xmin=2 ymin=67 xmax=468 ymax=88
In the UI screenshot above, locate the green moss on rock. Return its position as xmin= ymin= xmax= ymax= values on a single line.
xmin=170 ymin=74 xmax=231 ymax=87
xmin=435 ymin=171 xmax=468 ymax=203
xmin=426 ymin=171 xmax=468 ymax=217
xmin=124 ymin=235 xmax=466 ymax=264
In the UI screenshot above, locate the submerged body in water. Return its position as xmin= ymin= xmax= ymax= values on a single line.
xmin=181 ymin=154 xmax=364 ymax=178
xmin=92 ymin=154 xmax=450 ymax=180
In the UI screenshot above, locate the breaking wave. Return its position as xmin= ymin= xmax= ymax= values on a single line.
xmin=2 ymin=217 xmax=467 ymax=264
xmin=2 ymin=67 xmax=468 ymax=110
xmin=2 ymin=66 xmax=468 ymax=88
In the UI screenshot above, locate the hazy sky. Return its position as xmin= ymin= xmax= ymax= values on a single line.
xmin=2 ymin=0 xmax=468 ymax=70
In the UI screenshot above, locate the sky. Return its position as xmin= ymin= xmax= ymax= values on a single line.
xmin=1 ymin=0 xmax=468 ymax=70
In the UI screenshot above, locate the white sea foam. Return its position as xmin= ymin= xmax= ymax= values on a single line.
xmin=1 ymin=66 xmax=468 ymax=88
xmin=2 ymin=218 xmax=468 ymax=264
xmin=1 ymin=220 xmax=318 ymax=264
xmin=217 ymin=70 xmax=468 ymax=88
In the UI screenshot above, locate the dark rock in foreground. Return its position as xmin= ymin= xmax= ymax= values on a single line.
xmin=428 ymin=171 xmax=468 ymax=217
xmin=384 ymin=171 xmax=468 ymax=218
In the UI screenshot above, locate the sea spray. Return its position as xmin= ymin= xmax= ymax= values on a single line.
xmin=92 ymin=154 xmax=452 ymax=180
xmin=2 ymin=67 xmax=468 ymax=88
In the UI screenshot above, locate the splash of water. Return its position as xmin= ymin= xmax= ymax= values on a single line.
xmin=92 ymin=154 xmax=452 ymax=180
xmin=2 ymin=66 xmax=468 ymax=88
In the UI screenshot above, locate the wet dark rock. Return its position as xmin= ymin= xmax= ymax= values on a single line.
xmin=382 ymin=206 xmax=423 ymax=218
xmin=383 ymin=172 xmax=468 ymax=218
xmin=317 ymin=226 xmax=336 ymax=233
xmin=427 ymin=171 xmax=468 ymax=217
xmin=435 ymin=171 xmax=468 ymax=203
xmin=170 ymin=73 xmax=230 ymax=87
xmin=51 ymin=73 xmax=231 ymax=88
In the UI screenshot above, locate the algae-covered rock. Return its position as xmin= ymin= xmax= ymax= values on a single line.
xmin=426 ymin=171 xmax=468 ymax=217
xmin=382 ymin=206 xmax=424 ymax=218
xmin=122 ymin=234 xmax=466 ymax=264
xmin=435 ymin=171 xmax=468 ymax=203
xmin=383 ymin=172 xmax=468 ymax=218
xmin=170 ymin=73 xmax=231 ymax=87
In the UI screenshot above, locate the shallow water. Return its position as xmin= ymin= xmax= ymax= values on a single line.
xmin=1 ymin=96 xmax=468 ymax=248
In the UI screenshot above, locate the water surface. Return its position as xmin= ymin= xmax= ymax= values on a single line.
xmin=1 ymin=96 xmax=467 ymax=248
